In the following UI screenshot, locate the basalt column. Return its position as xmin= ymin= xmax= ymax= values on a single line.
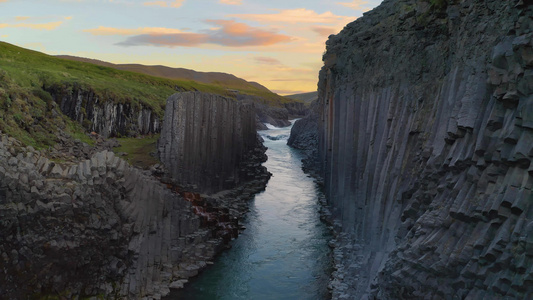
xmin=158 ymin=91 xmax=257 ymax=194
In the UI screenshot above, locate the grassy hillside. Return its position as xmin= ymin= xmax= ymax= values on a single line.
xmin=0 ymin=42 xmax=293 ymax=149
xmin=285 ymin=91 xmax=318 ymax=104
xmin=53 ymin=54 xmax=293 ymax=106
xmin=58 ymin=55 xmax=272 ymax=93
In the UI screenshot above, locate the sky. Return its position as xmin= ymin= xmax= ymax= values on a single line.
xmin=0 ymin=0 xmax=382 ymax=95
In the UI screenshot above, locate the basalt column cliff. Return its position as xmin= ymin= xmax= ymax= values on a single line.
xmin=297 ymin=0 xmax=533 ymax=298
xmin=158 ymin=91 xmax=265 ymax=194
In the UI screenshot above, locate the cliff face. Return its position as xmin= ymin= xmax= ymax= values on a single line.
xmin=158 ymin=92 xmax=265 ymax=194
xmin=313 ymin=0 xmax=533 ymax=298
xmin=48 ymin=84 xmax=161 ymax=138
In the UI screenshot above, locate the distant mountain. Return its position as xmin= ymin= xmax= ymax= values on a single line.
xmin=57 ymin=55 xmax=271 ymax=93
xmin=285 ymin=91 xmax=318 ymax=104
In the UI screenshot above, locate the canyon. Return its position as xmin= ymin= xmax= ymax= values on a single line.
xmin=1 ymin=0 xmax=533 ymax=298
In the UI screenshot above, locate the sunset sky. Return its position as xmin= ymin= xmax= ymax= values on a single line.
xmin=0 ymin=0 xmax=381 ymax=95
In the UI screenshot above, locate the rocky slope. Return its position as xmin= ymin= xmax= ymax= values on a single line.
xmin=291 ymin=0 xmax=533 ymax=298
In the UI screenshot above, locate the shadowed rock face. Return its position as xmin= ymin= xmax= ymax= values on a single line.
xmin=0 ymin=135 xmax=211 ymax=299
xmin=47 ymin=84 xmax=160 ymax=138
xmin=288 ymin=100 xmax=319 ymax=151
xmin=0 ymin=128 xmax=269 ymax=298
xmin=158 ymin=92 xmax=260 ymax=194
xmin=307 ymin=0 xmax=533 ymax=298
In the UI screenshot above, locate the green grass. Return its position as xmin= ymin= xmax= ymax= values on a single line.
xmin=113 ymin=135 xmax=160 ymax=169
xmin=0 ymin=67 xmax=96 ymax=149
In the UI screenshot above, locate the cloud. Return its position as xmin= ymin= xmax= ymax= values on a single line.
xmin=118 ymin=33 xmax=207 ymax=47
xmin=115 ymin=20 xmax=292 ymax=47
xmin=0 ymin=0 xmax=8 ymax=2
xmin=206 ymin=20 xmax=292 ymax=46
xmin=1 ymin=34 xmax=8 ymax=38
xmin=311 ymin=26 xmax=337 ymax=37
xmin=220 ymin=0 xmax=242 ymax=4
xmin=143 ymin=0 xmax=184 ymax=7
xmin=254 ymin=56 xmax=282 ymax=65
xmin=0 ymin=21 xmax=63 ymax=30
xmin=336 ymin=0 xmax=371 ymax=11
xmin=229 ymin=8 xmax=353 ymax=25
xmin=15 ymin=16 xmax=30 ymax=21
xmin=85 ymin=26 xmax=184 ymax=35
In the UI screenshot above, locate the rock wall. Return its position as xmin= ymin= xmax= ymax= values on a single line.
xmin=46 ymin=84 xmax=304 ymax=137
xmin=313 ymin=0 xmax=533 ymax=298
xmin=0 ymin=131 xmax=265 ymax=299
xmin=48 ymin=84 xmax=161 ymax=138
xmin=288 ymin=100 xmax=319 ymax=150
xmin=158 ymin=92 xmax=261 ymax=194
xmin=237 ymin=94 xmax=307 ymax=129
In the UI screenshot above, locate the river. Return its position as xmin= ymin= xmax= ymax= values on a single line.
xmin=168 ymin=121 xmax=332 ymax=300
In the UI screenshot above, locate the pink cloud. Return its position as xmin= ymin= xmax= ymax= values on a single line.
xmin=206 ymin=20 xmax=292 ymax=46
xmin=118 ymin=32 xmax=207 ymax=47
xmin=229 ymin=8 xmax=353 ymax=25
xmin=117 ymin=20 xmax=292 ymax=47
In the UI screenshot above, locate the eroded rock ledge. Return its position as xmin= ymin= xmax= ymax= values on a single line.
xmin=291 ymin=0 xmax=533 ymax=298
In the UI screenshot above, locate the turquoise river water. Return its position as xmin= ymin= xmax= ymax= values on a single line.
xmin=168 ymin=121 xmax=332 ymax=300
